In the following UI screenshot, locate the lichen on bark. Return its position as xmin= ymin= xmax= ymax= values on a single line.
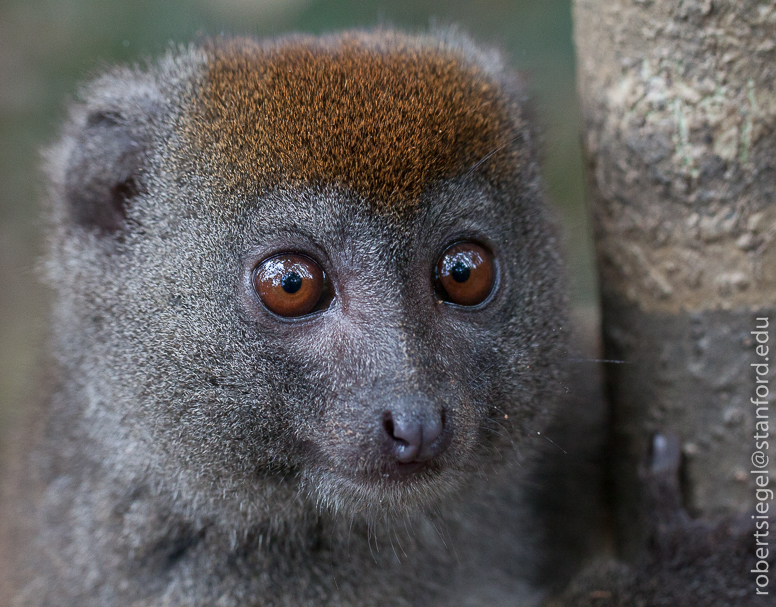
xmin=576 ymin=0 xmax=776 ymax=315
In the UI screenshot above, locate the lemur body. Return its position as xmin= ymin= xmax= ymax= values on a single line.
xmin=1 ymin=31 xmax=580 ymax=606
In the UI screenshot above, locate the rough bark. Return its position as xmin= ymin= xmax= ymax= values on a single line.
xmin=570 ymin=0 xmax=776 ymax=601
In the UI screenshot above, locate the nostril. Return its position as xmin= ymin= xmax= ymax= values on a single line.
xmin=383 ymin=412 xmax=421 ymax=463
xmin=382 ymin=411 xmax=398 ymax=442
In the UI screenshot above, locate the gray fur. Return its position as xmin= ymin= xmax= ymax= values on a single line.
xmin=2 ymin=32 xmax=589 ymax=606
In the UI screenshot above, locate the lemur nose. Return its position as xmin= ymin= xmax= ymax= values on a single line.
xmin=382 ymin=408 xmax=446 ymax=464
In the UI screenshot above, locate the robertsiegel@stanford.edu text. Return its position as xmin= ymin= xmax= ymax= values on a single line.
xmin=751 ymin=316 xmax=771 ymax=596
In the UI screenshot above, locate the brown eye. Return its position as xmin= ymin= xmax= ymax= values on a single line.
xmin=253 ymin=254 xmax=325 ymax=317
xmin=436 ymin=242 xmax=495 ymax=306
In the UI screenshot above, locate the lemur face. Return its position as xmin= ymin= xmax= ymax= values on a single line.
xmin=226 ymin=181 xmax=549 ymax=517
xmin=60 ymin=32 xmax=565 ymax=521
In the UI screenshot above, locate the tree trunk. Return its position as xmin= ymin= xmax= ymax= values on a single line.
xmin=570 ymin=0 xmax=776 ymax=601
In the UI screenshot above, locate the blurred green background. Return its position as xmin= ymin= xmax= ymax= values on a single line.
xmin=0 ymin=0 xmax=594 ymax=444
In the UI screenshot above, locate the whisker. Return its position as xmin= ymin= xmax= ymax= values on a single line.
xmin=428 ymin=515 xmax=448 ymax=550
xmin=466 ymin=361 xmax=500 ymax=391
xmin=487 ymin=419 xmax=516 ymax=446
xmin=366 ymin=520 xmax=377 ymax=562
xmin=394 ymin=527 xmax=408 ymax=558
xmin=347 ymin=514 xmax=354 ymax=546
xmin=517 ymin=422 xmax=568 ymax=454
xmin=387 ymin=524 xmax=400 ymax=563
xmin=462 ymin=132 xmax=525 ymax=180
xmin=425 ymin=132 xmax=525 ymax=233
xmin=402 ymin=514 xmax=414 ymax=539
xmin=565 ymin=357 xmax=628 ymax=364
xmin=428 ymin=506 xmax=457 ymax=560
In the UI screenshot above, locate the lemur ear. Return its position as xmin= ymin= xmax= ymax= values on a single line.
xmin=64 ymin=82 xmax=156 ymax=234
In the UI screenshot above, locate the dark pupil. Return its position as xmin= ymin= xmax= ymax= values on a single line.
xmin=281 ymin=271 xmax=303 ymax=294
xmin=450 ymin=261 xmax=470 ymax=283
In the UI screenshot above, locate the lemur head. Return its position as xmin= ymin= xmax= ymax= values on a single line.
xmin=47 ymin=30 xmax=565 ymax=526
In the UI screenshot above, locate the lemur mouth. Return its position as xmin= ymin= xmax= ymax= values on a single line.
xmin=300 ymin=440 xmax=460 ymax=516
xmin=375 ymin=460 xmax=436 ymax=481
xmin=366 ymin=457 xmax=447 ymax=484
xmin=394 ymin=461 xmax=428 ymax=476
xmin=306 ymin=447 xmax=447 ymax=486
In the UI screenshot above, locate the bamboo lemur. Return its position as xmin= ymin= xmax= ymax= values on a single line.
xmin=0 ymin=30 xmax=597 ymax=606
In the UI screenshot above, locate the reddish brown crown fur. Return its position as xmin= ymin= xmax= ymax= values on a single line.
xmin=183 ymin=31 xmax=526 ymax=210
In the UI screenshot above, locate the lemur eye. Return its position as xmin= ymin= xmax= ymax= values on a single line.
xmin=436 ymin=242 xmax=495 ymax=306
xmin=253 ymin=254 xmax=325 ymax=317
